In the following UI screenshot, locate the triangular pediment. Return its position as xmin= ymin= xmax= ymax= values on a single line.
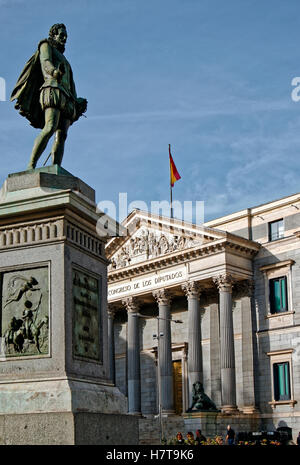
xmin=106 ymin=209 xmax=230 ymax=270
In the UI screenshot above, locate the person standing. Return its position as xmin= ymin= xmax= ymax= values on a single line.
xmin=225 ymin=425 xmax=235 ymax=445
xmin=175 ymin=432 xmax=185 ymax=445
xmin=186 ymin=432 xmax=196 ymax=445
xmin=297 ymin=432 xmax=300 ymax=446
xmin=195 ymin=429 xmax=206 ymax=445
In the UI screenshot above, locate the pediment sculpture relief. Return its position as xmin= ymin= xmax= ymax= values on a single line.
xmin=109 ymin=229 xmax=203 ymax=270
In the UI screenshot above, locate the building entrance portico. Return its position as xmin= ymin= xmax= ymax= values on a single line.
xmin=107 ymin=210 xmax=260 ymax=419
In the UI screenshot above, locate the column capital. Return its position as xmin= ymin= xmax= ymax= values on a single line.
xmin=122 ymin=296 xmax=141 ymax=313
xmin=107 ymin=302 xmax=119 ymax=318
xmin=182 ymin=281 xmax=203 ymax=299
xmin=234 ymin=279 xmax=254 ymax=298
xmin=152 ymin=289 xmax=171 ymax=305
xmin=213 ymin=274 xmax=235 ymax=293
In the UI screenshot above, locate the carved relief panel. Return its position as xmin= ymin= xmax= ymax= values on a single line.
xmin=1 ymin=266 xmax=49 ymax=357
xmin=109 ymin=227 xmax=205 ymax=270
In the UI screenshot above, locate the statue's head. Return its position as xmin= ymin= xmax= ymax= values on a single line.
xmin=49 ymin=23 xmax=67 ymax=53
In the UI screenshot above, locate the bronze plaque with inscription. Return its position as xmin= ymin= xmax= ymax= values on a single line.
xmin=73 ymin=268 xmax=101 ymax=361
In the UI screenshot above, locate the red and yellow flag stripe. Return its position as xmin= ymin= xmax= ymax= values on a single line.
xmin=169 ymin=145 xmax=181 ymax=187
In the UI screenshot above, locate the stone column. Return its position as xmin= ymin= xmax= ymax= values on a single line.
xmin=209 ymin=302 xmax=221 ymax=408
xmin=240 ymin=280 xmax=257 ymax=413
xmin=182 ymin=344 xmax=189 ymax=412
xmin=153 ymin=289 xmax=175 ymax=414
xmin=122 ymin=297 xmax=141 ymax=415
xmin=213 ymin=274 xmax=237 ymax=413
xmin=107 ymin=304 xmax=117 ymax=385
xmin=182 ymin=281 xmax=203 ymax=408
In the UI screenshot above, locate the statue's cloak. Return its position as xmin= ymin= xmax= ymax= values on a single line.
xmin=10 ymin=39 xmax=77 ymax=129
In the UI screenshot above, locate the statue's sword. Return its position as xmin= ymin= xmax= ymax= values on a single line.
xmin=43 ymin=153 xmax=52 ymax=166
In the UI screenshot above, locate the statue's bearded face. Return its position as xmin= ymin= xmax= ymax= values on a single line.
xmin=53 ymin=27 xmax=67 ymax=52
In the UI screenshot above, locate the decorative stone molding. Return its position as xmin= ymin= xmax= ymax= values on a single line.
xmin=269 ymin=400 xmax=297 ymax=409
xmin=108 ymin=240 xmax=258 ymax=282
xmin=0 ymin=218 xmax=64 ymax=249
xmin=213 ymin=274 xmax=235 ymax=293
xmin=66 ymin=221 xmax=103 ymax=258
xmin=267 ymin=349 xmax=296 ymax=409
xmin=181 ymin=281 xmax=202 ymax=299
xmin=0 ymin=217 xmax=105 ymax=262
xmin=260 ymin=259 xmax=295 ymax=317
xmin=122 ymin=296 xmax=141 ymax=313
xmin=259 ymin=259 xmax=295 ymax=273
xmin=152 ymin=289 xmax=172 ymax=306
xmin=106 ymin=210 xmax=261 ymax=260
xmin=109 ymin=228 xmax=203 ymax=270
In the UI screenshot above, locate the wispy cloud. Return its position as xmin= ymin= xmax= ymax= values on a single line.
xmin=182 ymin=113 xmax=300 ymax=220
xmin=88 ymin=98 xmax=291 ymax=123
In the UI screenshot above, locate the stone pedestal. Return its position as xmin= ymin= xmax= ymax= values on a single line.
xmin=183 ymin=411 xmax=261 ymax=442
xmin=0 ymin=166 xmax=138 ymax=444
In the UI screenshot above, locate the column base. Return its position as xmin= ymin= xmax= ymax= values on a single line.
xmin=239 ymin=406 xmax=259 ymax=414
xmin=129 ymin=411 xmax=143 ymax=417
xmin=221 ymin=405 xmax=238 ymax=414
xmin=161 ymin=410 xmax=176 ymax=416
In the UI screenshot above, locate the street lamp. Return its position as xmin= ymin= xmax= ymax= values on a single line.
xmin=133 ymin=312 xmax=183 ymax=442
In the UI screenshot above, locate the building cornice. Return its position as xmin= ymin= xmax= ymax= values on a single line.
xmin=106 ymin=209 xmax=260 ymax=259
xmin=205 ymin=192 xmax=300 ymax=229
xmin=108 ymin=238 xmax=259 ymax=282
xmin=259 ymin=259 xmax=295 ymax=273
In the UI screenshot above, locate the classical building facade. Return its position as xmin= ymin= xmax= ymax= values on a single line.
xmin=106 ymin=192 xmax=300 ymax=442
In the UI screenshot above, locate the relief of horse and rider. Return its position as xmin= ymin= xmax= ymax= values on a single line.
xmin=1 ymin=274 xmax=49 ymax=356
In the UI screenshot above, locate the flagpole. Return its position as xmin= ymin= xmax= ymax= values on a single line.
xmin=169 ymin=144 xmax=174 ymax=219
xmin=170 ymin=184 xmax=173 ymax=219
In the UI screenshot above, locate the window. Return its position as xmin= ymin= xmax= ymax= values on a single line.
xmin=273 ymin=362 xmax=291 ymax=401
xmin=267 ymin=349 xmax=295 ymax=408
xmin=269 ymin=276 xmax=288 ymax=314
xmin=260 ymin=260 xmax=294 ymax=321
xmin=268 ymin=219 xmax=284 ymax=241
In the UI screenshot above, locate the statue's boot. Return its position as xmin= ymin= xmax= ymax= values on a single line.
xmin=52 ymin=151 xmax=63 ymax=166
xmin=27 ymin=157 xmax=38 ymax=170
xmin=27 ymin=142 xmax=47 ymax=170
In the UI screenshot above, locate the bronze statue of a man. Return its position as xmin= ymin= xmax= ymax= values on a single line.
xmin=11 ymin=24 xmax=87 ymax=169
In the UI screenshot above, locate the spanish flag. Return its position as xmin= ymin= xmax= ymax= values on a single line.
xmin=169 ymin=144 xmax=181 ymax=187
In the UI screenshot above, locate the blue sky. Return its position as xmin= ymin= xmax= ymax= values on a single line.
xmin=1 ymin=0 xmax=300 ymax=222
